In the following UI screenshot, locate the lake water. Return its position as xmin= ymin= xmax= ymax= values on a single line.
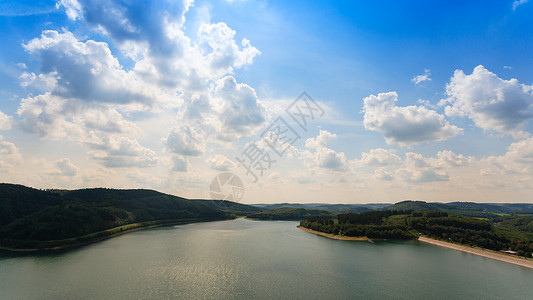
xmin=1 ymin=218 xmax=532 ymax=299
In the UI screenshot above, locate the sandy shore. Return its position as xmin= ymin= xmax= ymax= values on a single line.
xmin=297 ymin=226 xmax=368 ymax=241
xmin=418 ymin=236 xmax=533 ymax=269
xmin=298 ymin=226 xmax=533 ymax=269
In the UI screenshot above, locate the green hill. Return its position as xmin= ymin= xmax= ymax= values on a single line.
xmin=301 ymin=210 xmax=533 ymax=258
xmin=385 ymin=200 xmax=449 ymax=211
xmin=247 ymin=207 xmax=334 ymax=221
xmin=192 ymin=199 xmax=263 ymax=216
xmin=0 ymin=184 xmax=229 ymax=250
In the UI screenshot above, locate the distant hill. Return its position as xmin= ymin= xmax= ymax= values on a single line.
xmin=192 ymin=199 xmax=263 ymax=215
xmin=385 ymin=201 xmax=533 ymax=219
xmin=247 ymin=207 xmax=334 ymax=221
xmin=0 ymin=184 xmax=228 ymax=250
xmin=251 ymin=203 xmax=388 ymax=212
xmin=385 ymin=200 xmax=449 ymax=211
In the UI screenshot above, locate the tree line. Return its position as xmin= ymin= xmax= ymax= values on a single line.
xmin=300 ymin=210 xmax=533 ymax=258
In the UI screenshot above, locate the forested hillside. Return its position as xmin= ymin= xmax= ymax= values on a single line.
xmin=301 ymin=210 xmax=533 ymax=258
xmin=247 ymin=207 xmax=334 ymax=220
xmin=0 ymin=184 xmax=229 ymax=249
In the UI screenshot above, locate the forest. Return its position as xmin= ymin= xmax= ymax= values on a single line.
xmin=0 ymin=184 xmax=229 ymax=249
xmin=300 ymin=210 xmax=533 ymax=258
xmin=247 ymin=207 xmax=334 ymax=220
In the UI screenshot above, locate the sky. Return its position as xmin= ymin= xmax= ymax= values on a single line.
xmin=1 ymin=0 xmax=533 ymax=204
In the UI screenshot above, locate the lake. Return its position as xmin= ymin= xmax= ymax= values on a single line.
xmin=1 ymin=218 xmax=532 ymax=299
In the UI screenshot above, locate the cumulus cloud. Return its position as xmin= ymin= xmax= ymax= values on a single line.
xmin=363 ymin=92 xmax=462 ymax=145
xmin=214 ymin=76 xmax=266 ymax=139
xmin=313 ymin=147 xmax=347 ymax=171
xmin=164 ymin=126 xmax=205 ymax=156
xmin=441 ymin=65 xmax=533 ymax=138
xmin=433 ymin=150 xmax=472 ymax=167
xmin=305 ymin=129 xmax=337 ymax=149
xmin=172 ymin=155 xmax=189 ymax=172
xmin=301 ymin=130 xmax=347 ymax=172
xmin=49 ymin=158 xmax=79 ymax=176
xmin=374 ymin=168 xmax=394 ymax=181
xmin=198 ymin=22 xmax=260 ymax=73
xmin=412 ymin=68 xmax=431 ymax=85
xmin=0 ymin=136 xmax=22 ymax=170
xmin=352 ymin=148 xmax=474 ymax=184
xmin=0 ymin=111 xmax=12 ymax=130
xmin=57 ymin=0 xmax=193 ymax=57
xmin=15 ymin=0 xmax=265 ymax=180
xmin=56 ymin=0 xmax=82 ymax=20
xmin=397 ymin=152 xmax=449 ymax=183
xmin=89 ymin=136 xmax=157 ymax=168
xmin=206 ymin=154 xmax=235 ymax=171
xmin=482 ymin=137 xmax=533 ymax=176
xmin=23 ymin=30 xmax=149 ymax=105
xmin=358 ymin=148 xmax=402 ymax=167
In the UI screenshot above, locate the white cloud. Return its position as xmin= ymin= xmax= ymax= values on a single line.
xmin=433 ymin=150 xmax=472 ymax=167
xmin=397 ymin=152 xmax=449 ymax=183
xmin=482 ymin=136 xmax=533 ymax=176
xmin=412 ymin=68 xmax=431 ymax=85
xmin=358 ymin=148 xmax=402 ymax=167
xmin=214 ymin=76 xmax=267 ymax=139
xmin=172 ymin=155 xmax=189 ymax=172
xmin=164 ymin=126 xmax=205 ymax=156
xmin=56 ymin=0 xmax=82 ymax=20
xmin=89 ymin=136 xmax=157 ymax=168
xmin=58 ymin=0 xmax=193 ymax=57
xmin=313 ymin=147 xmax=347 ymax=171
xmin=351 ymin=148 xmax=475 ymax=184
xmin=513 ymin=0 xmax=529 ymax=10
xmin=198 ymin=22 xmax=260 ymax=73
xmin=0 ymin=136 xmax=22 ymax=170
xmin=17 ymin=1 xmax=265 ymax=180
xmin=301 ymin=130 xmax=347 ymax=172
xmin=0 ymin=111 xmax=12 ymax=130
xmin=305 ymin=129 xmax=337 ymax=149
xmin=374 ymin=168 xmax=394 ymax=181
xmin=23 ymin=30 xmax=150 ymax=105
xmin=442 ymin=65 xmax=533 ymax=138
xmin=49 ymin=158 xmax=79 ymax=176
xmin=206 ymin=154 xmax=235 ymax=171
xmin=363 ymin=92 xmax=462 ymax=145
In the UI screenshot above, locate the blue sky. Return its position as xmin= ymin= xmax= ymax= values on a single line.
xmin=1 ymin=0 xmax=533 ymax=203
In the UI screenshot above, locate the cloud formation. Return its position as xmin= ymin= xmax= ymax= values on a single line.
xmin=363 ymin=92 xmax=462 ymax=145
xmin=0 ymin=136 xmax=22 ymax=171
xmin=305 ymin=129 xmax=337 ymax=149
xmin=89 ymin=136 xmax=157 ymax=168
xmin=359 ymin=148 xmax=401 ymax=167
xmin=206 ymin=154 xmax=235 ymax=171
xmin=412 ymin=68 xmax=431 ymax=85
xmin=442 ymin=65 xmax=533 ymax=138
xmin=0 ymin=111 xmax=12 ymax=130
xmin=513 ymin=0 xmax=529 ymax=11
xmin=50 ymin=158 xmax=79 ymax=176
xmin=17 ymin=0 xmax=264 ymax=175
xmin=302 ymin=130 xmax=347 ymax=171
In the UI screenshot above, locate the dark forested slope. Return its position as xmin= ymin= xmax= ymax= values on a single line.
xmin=0 ymin=184 xmax=228 ymax=249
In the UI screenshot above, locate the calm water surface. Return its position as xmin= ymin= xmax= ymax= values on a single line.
xmin=1 ymin=218 xmax=532 ymax=299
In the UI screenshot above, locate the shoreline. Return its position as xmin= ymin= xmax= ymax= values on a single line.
xmin=298 ymin=226 xmax=533 ymax=269
xmin=297 ymin=226 xmax=369 ymax=241
xmin=0 ymin=218 xmax=225 ymax=253
xmin=418 ymin=236 xmax=533 ymax=269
